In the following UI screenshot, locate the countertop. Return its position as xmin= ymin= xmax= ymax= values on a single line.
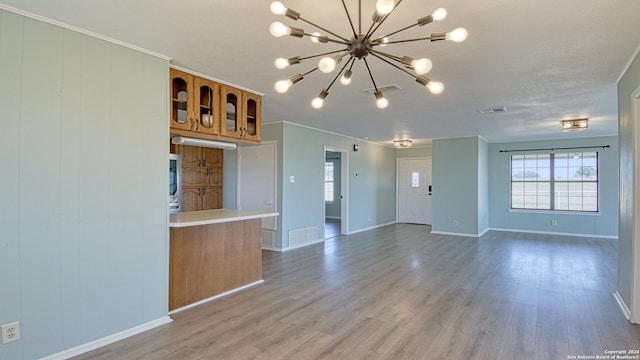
xmin=169 ymin=209 xmax=279 ymax=228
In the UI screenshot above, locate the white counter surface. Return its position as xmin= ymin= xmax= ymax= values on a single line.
xmin=169 ymin=209 xmax=279 ymax=228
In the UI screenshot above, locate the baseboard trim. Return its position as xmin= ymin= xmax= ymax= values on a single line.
xmin=347 ymin=221 xmax=396 ymax=235
xmin=40 ymin=316 xmax=173 ymax=360
xmin=613 ymin=291 xmax=632 ymax=321
xmin=478 ymin=227 xmax=490 ymax=237
xmin=262 ymin=246 xmax=281 ymax=252
xmin=430 ymin=230 xmax=480 ymax=238
xmin=281 ymin=238 xmax=326 ymax=252
xmin=169 ymin=280 xmax=265 ymax=315
xmin=489 ymin=227 xmax=618 ymax=240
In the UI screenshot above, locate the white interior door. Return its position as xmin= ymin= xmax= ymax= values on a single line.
xmin=398 ymin=158 xmax=432 ymax=225
xmin=238 ymin=142 xmax=277 ymax=230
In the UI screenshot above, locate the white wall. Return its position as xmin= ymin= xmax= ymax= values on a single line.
xmin=0 ymin=10 xmax=169 ymax=359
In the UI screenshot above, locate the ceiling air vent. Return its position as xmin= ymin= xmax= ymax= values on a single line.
xmin=479 ymin=106 xmax=508 ymax=114
xmin=362 ymin=84 xmax=402 ymax=95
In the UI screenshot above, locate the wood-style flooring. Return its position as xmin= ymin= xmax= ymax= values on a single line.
xmin=74 ymin=224 xmax=640 ymax=360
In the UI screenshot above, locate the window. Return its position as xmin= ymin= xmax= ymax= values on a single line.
xmin=324 ymin=161 xmax=334 ymax=203
xmin=510 ymin=152 xmax=598 ymax=212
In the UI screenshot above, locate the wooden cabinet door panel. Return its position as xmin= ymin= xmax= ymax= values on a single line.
xmin=202 ymin=188 xmax=221 ymax=210
xmin=202 ymin=147 xmax=222 ymax=167
xmin=182 ymin=168 xmax=209 ymax=188
xmin=208 ymin=169 xmax=222 ymax=187
xmin=170 ymin=69 xmax=194 ymax=132
xmin=181 ymin=187 xmax=202 ymax=212
xmin=177 ymin=145 xmax=201 ymax=167
xmin=243 ymin=92 xmax=262 ymax=142
xmin=219 ymin=85 xmax=243 ymax=139
xmin=194 ymin=77 xmax=220 ymax=135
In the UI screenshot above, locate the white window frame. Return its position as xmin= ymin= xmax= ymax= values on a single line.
xmin=510 ymin=151 xmax=599 ymax=213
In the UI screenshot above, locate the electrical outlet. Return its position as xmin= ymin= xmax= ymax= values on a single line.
xmin=453 ymin=220 xmax=459 ymax=227
xmin=1 ymin=322 xmax=20 ymax=344
xmin=551 ymin=219 xmax=558 ymax=227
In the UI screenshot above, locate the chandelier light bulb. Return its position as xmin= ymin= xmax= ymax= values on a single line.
xmin=376 ymin=97 xmax=389 ymax=109
xmin=274 ymin=79 xmax=292 ymax=93
xmin=270 ymin=1 xmax=287 ymax=15
xmin=340 ymin=69 xmax=353 ymax=85
xmin=446 ymin=28 xmax=468 ymax=43
xmin=432 ymin=8 xmax=447 ymax=21
xmin=311 ymin=97 xmax=324 ymax=109
xmin=374 ymin=90 xmax=388 ymax=109
xmin=318 ymin=57 xmax=337 ymax=73
xmin=274 ymin=57 xmax=289 ymax=69
xmin=379 ymin=37 xmax=389 ymax=47
xmin=375 ymin=0 xmax=395 ymax=15
xmin=310 ymin=32 xmax=321 ymax=43
xmin=269 ymin=22 xmax=290 ymax=37
xmin=411 ymin=58 xmax=433 ymax=75
xmin=427 ymin=81 xmax=444 ymax=94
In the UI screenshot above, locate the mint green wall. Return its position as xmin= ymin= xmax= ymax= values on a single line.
xmin=395 ymin=146 xmax=433 ymax=158
xmin=488 ymin=136 xmax=619 ymax=237
xmin=432 ymin=137 xmax=482 ymax=235
xmin=262 ymin=123 xmax=285 ymax=247
xmin=263 ymin=122 xmax=396 ymax=249
xmin=618 ymin=50 xmax=640 ymax=309
xmin=222 ymin=149 xmax=238 ymax=209
xmin=0 ymin=11 xmax=169 ymax=359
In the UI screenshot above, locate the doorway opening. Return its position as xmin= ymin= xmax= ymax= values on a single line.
xmin=324 ymin=147 xmax=348 ymax=238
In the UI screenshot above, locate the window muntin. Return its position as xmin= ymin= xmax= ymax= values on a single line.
xmin=510 ymin=152 xmax=598 ymax=212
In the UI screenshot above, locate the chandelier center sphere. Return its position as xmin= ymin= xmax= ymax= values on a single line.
xmin=348 ymin=35 xmax=372 ymax=59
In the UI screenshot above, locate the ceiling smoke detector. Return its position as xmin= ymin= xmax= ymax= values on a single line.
xmin=479 ymin=106 xmax=508 ymax=114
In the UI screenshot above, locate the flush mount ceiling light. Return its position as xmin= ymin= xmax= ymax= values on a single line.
xmin=269 ymin=0 xmax=468 ymax=109
xmin=393 ymin=139 xmax=413 ymax=148
xmin=561 ymin=118 xmax=589 ymax=132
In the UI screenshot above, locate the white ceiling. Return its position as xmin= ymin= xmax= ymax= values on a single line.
xmin=2 ymin=0 xmax=640 ymax=146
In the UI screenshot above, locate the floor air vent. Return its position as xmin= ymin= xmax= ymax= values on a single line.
xmin=288 ymin=226 xmax=318 ymax=247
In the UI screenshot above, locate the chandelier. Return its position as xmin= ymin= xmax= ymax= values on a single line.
xmin=269 ymin=0 xmax=468 ymax=109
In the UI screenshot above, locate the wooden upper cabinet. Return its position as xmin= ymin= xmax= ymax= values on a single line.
xmin=194 ymin=77 xmax=220 ymax=136
xmin=220 ymin=85 xmax=243 ymax=139
xmin=243 ymin=92 xmax=262 ymax=142
xmin=170 ymin=69 xmax=194 ymax=132
xmin=170 ymin=68 xmax=261 ymax=143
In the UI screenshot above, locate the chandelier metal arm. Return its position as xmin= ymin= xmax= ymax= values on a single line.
xmin=366 ymin=0 xmax=405 ymax=39
xmin=298 ymin=48 xmax=350 ymax=62
xmin=376 ymin=23 xmax=419 ymax=41
xmin=384 ymin=36 xmax=434 ymax=45
xmin=298 ymin=16 xmax=349 ymax=42
xmin=301 ymin=33 xmax=349 ymax=45
xmin=325 ymin=56 xmax=354 ymax=92
xmin=370 ymin=49 xmax=402 ymax=62
xmin=362 ymin=57 xmax=379 ymax=91
xmin=370 ymin=51 xmax=418 ymax=80
xmin=341 ymin=0 xmax=357 ymax=38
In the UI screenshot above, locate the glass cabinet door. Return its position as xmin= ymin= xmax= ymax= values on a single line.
xmin=243 ymin=92 xmax=262 ymax=141
xmin=194 ymin=77 xmax=220 ymax=135
xmin=170 ymin=69 xmax=194 ymax=131
xmin=219 ymin=85 xmax=243 ymax=138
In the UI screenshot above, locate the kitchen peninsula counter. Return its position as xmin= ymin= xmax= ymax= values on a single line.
xmin=169 ymin=209 xmax=279 ymax=227
xmin=169 ymin=209 xmax=278 ymax=311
